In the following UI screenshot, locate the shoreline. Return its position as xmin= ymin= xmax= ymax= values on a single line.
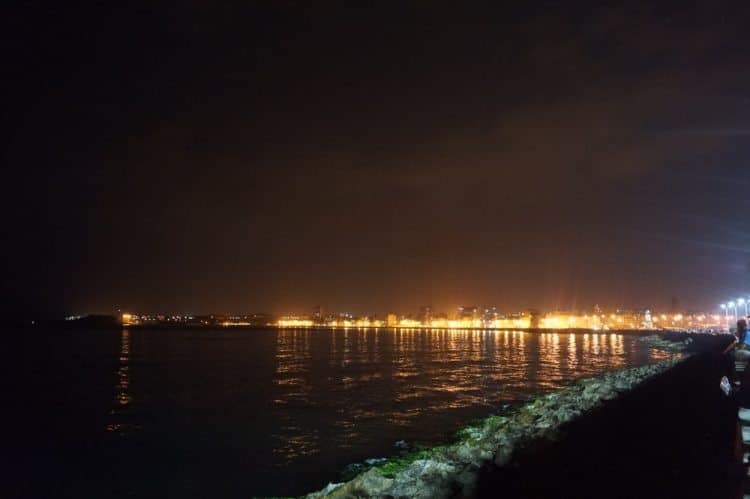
xmin=102 ymin=324 xmax=724 ymax=335
xmin=303 ymin=334 xmax=704 ymax=498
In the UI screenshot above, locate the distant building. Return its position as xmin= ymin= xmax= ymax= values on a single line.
xmin=386 ymin=313 xmax=398 ymax=327
xmin=482 ymin=307 xmax=498 ymax=325
xmin=313 ymin=306 xmax=323 ymax=324
xmin=525 ymin=309 xmax=541 ymax=328
xmin=457 ymin=306 xmax=479 ymax=320
xmin=418 ymin=306 xmax=433 ymax=325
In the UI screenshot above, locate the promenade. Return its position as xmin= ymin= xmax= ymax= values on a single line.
xmin=476 ymin=336 xmax=741 ymax=498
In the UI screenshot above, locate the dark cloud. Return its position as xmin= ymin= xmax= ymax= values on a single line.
xmin=4 ymin=1 xmax=750 ymax=316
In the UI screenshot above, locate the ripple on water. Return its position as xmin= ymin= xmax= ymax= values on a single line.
xmin=60 ymin=327 xmax=688 ymax=497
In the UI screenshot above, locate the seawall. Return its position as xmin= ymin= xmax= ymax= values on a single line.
xmin=304 ymin=334 xmax=733 ymax=498
xmin=476 ymin=334 xmax=739 ymax=499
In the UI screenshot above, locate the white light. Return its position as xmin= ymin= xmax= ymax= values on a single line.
xmin=720 ymin=304 xmax=726 ymax=309
xmin=739 ymin=298 xmax=746 ymax=305
xmin=729 ymin=301 xmax=735 ymax=307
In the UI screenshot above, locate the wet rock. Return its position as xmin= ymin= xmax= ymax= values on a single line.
xmin=321 ymin=468 xmax=393 ymax=498
xmin=388 ymin=459 xmax=458 ymax=499
xmin=639 ymin=335 xmax=688 ymax=352
xmin=451 ymin=440 xmax=493 ymax=466
xmin=305 ymin=481 xmax=343 ymax=498
xmin=342 ymin=462 xmax=365 ymax=480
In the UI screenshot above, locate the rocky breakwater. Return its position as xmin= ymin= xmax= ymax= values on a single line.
xmin=305 ymin=335 xmax=690 ymax=499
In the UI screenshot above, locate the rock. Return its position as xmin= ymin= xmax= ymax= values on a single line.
xmin=451 ymin=441 xmax=493 ymax=466
xmin=639 ymin=334 xmax=689 ymax=353
xmin=388 ymin=459 xmax=458 ymax=499
xmin=323 ymin=468 xmax=393 ymax=498
xmin=305 ymin=482 xmax=344 ymax=498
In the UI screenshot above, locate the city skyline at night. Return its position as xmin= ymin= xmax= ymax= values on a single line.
xmin=5 ymin=3 xmax=750 ymax=497
xmin=114 ymin=303 xmax=728 ymax=331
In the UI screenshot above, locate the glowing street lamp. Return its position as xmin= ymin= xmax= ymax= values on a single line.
xmin=740 ymin=298 xmax=749 ymax=317
xmin=721 ymin=303 xmax=728 ymax=321
xmin=729 ymin=301 xmax=737 ymax=322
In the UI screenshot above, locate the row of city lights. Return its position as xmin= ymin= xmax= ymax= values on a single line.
xmin=720 ymin=298 xmax=750 ymax=320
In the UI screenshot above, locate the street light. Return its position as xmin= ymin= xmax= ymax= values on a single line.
xmin=740 ymin=298 xmax=748 ymax=317
xmin=729 ymin=301 xmax=737 ymax=322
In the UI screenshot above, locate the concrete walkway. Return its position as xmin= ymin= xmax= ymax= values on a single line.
xmin=476 ymin=350 xmax=742 ymax=499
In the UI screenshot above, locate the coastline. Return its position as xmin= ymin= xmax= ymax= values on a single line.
xmin=302 ymin=334 xmax=707 ymax=498
xmin=119 ymin=324 xmax=707 ymax=335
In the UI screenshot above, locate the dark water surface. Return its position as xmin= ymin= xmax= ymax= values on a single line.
xmin=3 ymin=327 xmax=677 ymax=498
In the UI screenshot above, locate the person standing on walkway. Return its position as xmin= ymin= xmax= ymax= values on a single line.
xmin=729 ymin=319 xmax=750 ymax=389
xmin=738 ymin=318 xmax=749 ymax=347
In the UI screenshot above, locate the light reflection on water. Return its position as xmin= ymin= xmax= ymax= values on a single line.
xmin=50 ymin=327 xmax=684 ymax=497
xmin=107 ymin=329 xmax=140 ymax=435
xmin=269 ymin=328 xmax=677 ymax=473
xmin=272 ymin=329 xmax=317 ymax=463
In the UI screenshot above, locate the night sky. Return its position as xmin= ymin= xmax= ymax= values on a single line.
xmin=5 ymin=2 xmax=750 ymax=317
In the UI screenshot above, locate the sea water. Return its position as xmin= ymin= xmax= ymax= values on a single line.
xmin=3 ymin=327 xmax=677 ymax=497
